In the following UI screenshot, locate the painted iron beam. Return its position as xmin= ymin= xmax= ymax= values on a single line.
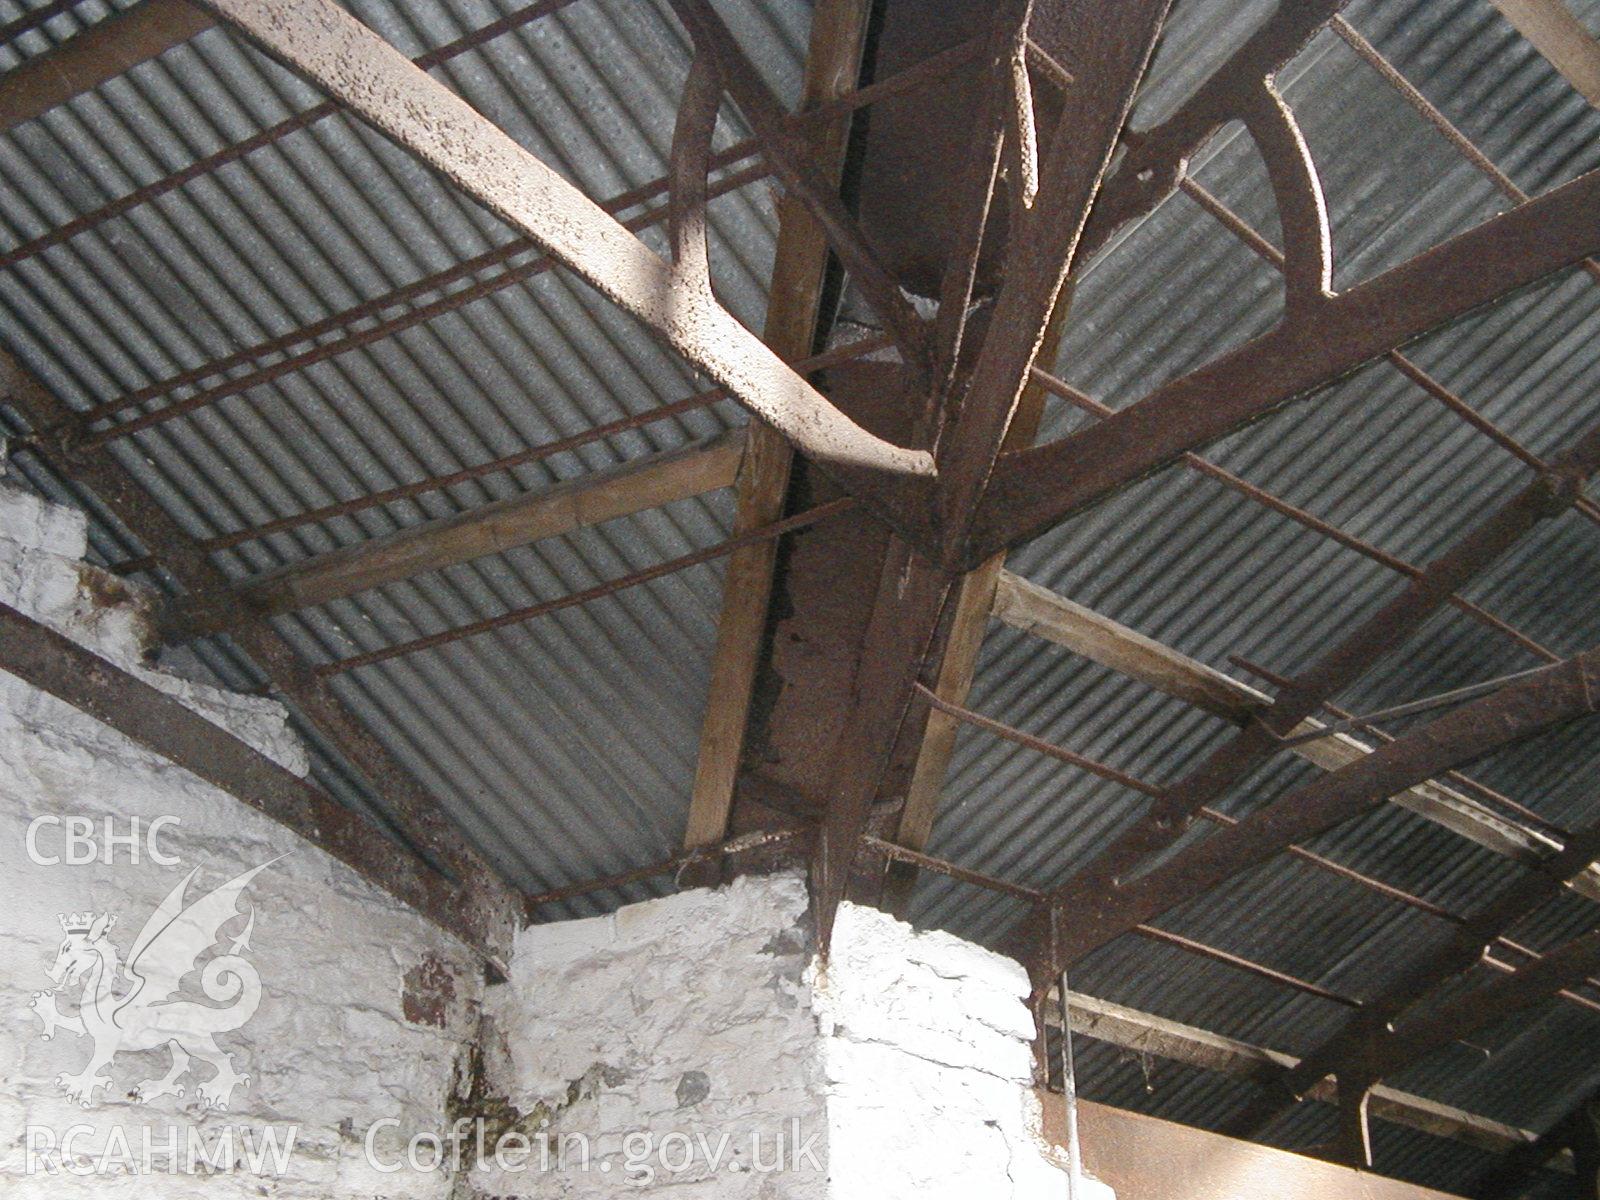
xmin=971 ymin=168 xmax=1600 ymax=560
xmin=162 ymin=430 xmax=745 ymax=639
xmin=991 ymin=569 xmax=1600 ymax=900
xmin=190 ymin=0 xmax=932 ymax=486
xmin=0 ymin=601 xmax=495 ymax=959
xmin=1039 ymin=646 xmax=1600 ymax=975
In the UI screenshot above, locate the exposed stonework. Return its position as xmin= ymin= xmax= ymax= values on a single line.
xmin=0 ymin=478 xmax=305 ymax=773
xmin=1 ymin=479 xmax=1106 ymax=1199
xmin=470 ymin=873 xmax=826 ymax=1197
xmin=817 ymin=902 xmax=1105 ymax=1199
xmin=0 ymin=480 xmax=480 ymax=1197
xmin=472 ymin=871 xmax=1101 ymax=1199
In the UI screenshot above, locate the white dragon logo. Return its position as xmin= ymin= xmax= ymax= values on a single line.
xmin=27 ymin=858 xmax=279 ymax=1110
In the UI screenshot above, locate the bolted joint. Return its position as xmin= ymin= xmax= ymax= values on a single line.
xmin=157 ymin=586 xmax=277 ymax=644
xmin=36 ymin=414 xmax=97 ymax=469
xmin=1529 ymin=464 xmax=1587 ymax=518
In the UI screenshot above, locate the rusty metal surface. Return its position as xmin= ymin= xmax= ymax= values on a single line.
xmin=667 ymin=0 xmax=928 ymax=362
xmin=0 ymin=0 xmax=811 ymax=914
xmin=1223 ymin=743 xmax=1600 ymax=1141
xmin=192 ymin=0 xmax=933 ymax=480
xmin=931 ymin=0 xmax=1173 ymax=554
xmin=913 ymin=7 xmax=1600 ymax=1183
xmin=6 ymin=0 xmax=1600 ymax=1192
xmin=1022 ymin=409 xmax=1600 ymax=982
xmin=801 ymin=0 xmax=1173 ymax=948
xmin=1045 ymin=650 xmax=1600 ymax=969
xmin=972 ymin=167 xmax=1600 ymax=559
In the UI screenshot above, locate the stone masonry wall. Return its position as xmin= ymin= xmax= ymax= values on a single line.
xmin=474 ymin=871 xmax=1096 ymax=1199
xmin=0 ymin=476 xmax=1104 ymax=1200
xmin=818 ymin=902 xmax=1103 ymax=1200
xmin=0 ymin=478 xmax=482 ymax=1197
xmin=470 ymin=872 xmax=827 ymax=1197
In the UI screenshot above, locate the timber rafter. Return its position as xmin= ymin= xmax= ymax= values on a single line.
xmin=8 ymin=5 xmax=1600 ymax=1177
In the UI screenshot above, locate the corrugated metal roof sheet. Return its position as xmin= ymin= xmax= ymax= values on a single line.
xmin=0 ymin=0 xmax=801 ymax=916
xmin=908 ymin=0 xmax=1600 ymax=1186
xmin=4 ymin=0 xmax=1600 ymax=1191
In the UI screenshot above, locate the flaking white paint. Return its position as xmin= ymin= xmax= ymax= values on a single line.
xmin=1 ymin=479 xmax=1108 ymax=1199
xmin=479 ymin=872 xmax=1103 ymax=1198
xmin=0 ymin=480 xmax=478 ymax=1197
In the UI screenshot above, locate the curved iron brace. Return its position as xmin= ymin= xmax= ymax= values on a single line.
xmin=1077 ymin=0 xmax=1349 ymax=266
xmin=668 ymin=52 xmax=721 ymax=291
xmin=665 ymin=0 xmax=931 ymax=370
xmin=1087 ymin=59 xmax=1335 ymax=326
xmin=195 ymin=0 xmax=936 ymax=486
xmin=1237 ymin=79 xmax=1334 ymax=321
xmin=662 ymin=46 xmax=944 ymax=554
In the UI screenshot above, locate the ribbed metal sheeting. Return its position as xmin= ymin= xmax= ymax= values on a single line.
xmin=0 ymin=0 xmax=805 ymax=912
xmin=913 ymin=0 xmax=1600 ymax=1188
xmin=5 ymin=0 xmax=1600 ymax=1189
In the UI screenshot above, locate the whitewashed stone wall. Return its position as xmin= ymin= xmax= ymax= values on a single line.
xmin=0 ymin=478 xmax=1107 ymax=1200
xmin=0 ymin=479 xmax=481 ymax=1197
xmin=818 ymin=902 xmax=1106 ymax=1200
xmin=475 ymin=871 xmax=1098 ymax=1199
xmin=471 ymin=872 xmax=827 ymax=1197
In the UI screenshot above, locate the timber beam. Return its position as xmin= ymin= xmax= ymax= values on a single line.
xmin=806 ymin=0 xmax=1174 ymax=949
xmin=170 ymin=0 xmax=1600 ymax=971
xmin=1018 ymin=403 xmax=1600 ymax=975
xmin=161 ymin=431 xmax=745 ymax=640
xmin=0 ymin=601 xmax=500 ymax=960
xmin=665 ymin=0 xmax=929 ymax=362
xmin=1053 ymin=991 xmax=1548 ymax=1161
xmin=872 ymin=0 xmax=1353 ymax=908
xmin=991 ymin=569 xmax=1600 ymax=900
xmin=1036 ymin=646 xmax=1600 ymax=975
xmin=1489 ymin=0 xmax=1600 ymax=109
xmin=680 ymin=0 xmax=876 ymax=863
xmin=2 ymin=353 xmax=521 ymax=957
